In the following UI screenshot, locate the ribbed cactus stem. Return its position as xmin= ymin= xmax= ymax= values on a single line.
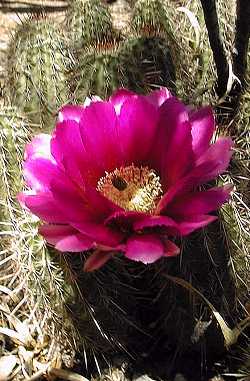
xmin=0 ymin=108 xmax=77 ymax=372
xmin=69 ymin=26 xmax=129 ymax=100
xmin=120 ymin=36 xmax=176 ymax=93
xmin=66 ymin=0 xmax=114 ymax=49
xmin=6 ymin=14 xmax=68 ymax=130
xmin=131 ymin=0 xmax=174 ymax=38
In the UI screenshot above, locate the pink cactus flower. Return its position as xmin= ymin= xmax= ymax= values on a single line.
xmin=19 ymin=88 xmax=233 ymax=271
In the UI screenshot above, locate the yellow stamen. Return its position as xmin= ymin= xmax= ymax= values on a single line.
xmin=97 ymin=164 xmax=163 ymax=213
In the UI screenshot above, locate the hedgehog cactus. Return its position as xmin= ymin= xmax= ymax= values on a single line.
xmin=69 ymin=36 xmax=129 ymax=101
xmin=0 ymin=109 xmax=28 ymax=220
xmin=120 ymin=36 xmax=176 ymax=94
xmin=0 ymin=109 xmax=76 ymax=378
xmin=66 ymin=0 xmax=114 ymax=50
xmin=68 ymin=0 xmax=177 ymax=100
xmin=131 ymin=0 xmax=174 ymax=38
xmin=1 ymin=0 xmax=250 ymax=379
xmin=118 ymin=0 xmax=178 ymax=94
xmin=6 ymin=14 xmax=68 ymax=130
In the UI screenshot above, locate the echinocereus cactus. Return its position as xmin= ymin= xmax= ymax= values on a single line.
xmin=19 ymin=88 xmax=233 ymax=272
xmin=119 ymin=0 xmax=177 ymax=94
xmin=69 ymin=36 xmax=129 ymax=101
xmin=6 ymin=13 xmax=68 ymax=129
xmin=131 ymin=0 xmax=174 ymax=38
xmin=66 ymin=0 xmax=114 ymax=50
xmin=0 ymin=109 xmax=76 ymax=378
xmin=67 ymin=0 xmax=129 ymax=100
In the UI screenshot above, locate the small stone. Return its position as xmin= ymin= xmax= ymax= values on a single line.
xmin=0 ymin=355 xmax=17 ymax=381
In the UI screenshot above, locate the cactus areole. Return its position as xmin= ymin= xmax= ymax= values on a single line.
xmin=19 ymin=88 xmax=233 ymax=271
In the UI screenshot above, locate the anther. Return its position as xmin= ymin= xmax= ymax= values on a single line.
xmin=97 ymin=164 xmax=163 ymax=213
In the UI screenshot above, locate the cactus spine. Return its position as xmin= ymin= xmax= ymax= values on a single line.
xmin=0 ymin=109 xmax=76 ymax=378
xmin=67 ymin=0 xmax=129 ymax=100
xmin=66 ymin=0 xmax=115 ymax=49
xmin=6 ymin=14 xmax=69 ymax=130
xmin=69 ymin=37 xmax=130 ymax=101
xmin=119 ymin=0 xmax=177 ymax=94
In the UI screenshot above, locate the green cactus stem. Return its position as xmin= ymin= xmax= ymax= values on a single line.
xmin=69 ymin=36 xmax=129 ymax=101
xmin=120 ymin=36 xmax=176 ymax=94
xmin=66 ymin=0 xmax=114 ymax=50
xmin=131 ymin=0 xmax=175 ymax=39
xmin=6 ymin=13 xmax=69 ymax=130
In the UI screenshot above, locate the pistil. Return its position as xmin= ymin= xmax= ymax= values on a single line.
xmin=97 ymin=164 xmax=163 ymax=213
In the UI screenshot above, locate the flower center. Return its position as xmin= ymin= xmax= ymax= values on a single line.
xmin=97 ymin=164 xmax=163 ymax=213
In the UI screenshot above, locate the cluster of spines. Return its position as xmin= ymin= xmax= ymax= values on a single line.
xmin=0 ymin=108 xmax=77 ymax=376
xmin=1 ymin=0 xmax=249 ymax=377
xmin=69 ymin=33 xmax=128 ymax=101
xmin=131 ymin=0 xmax=174 ymax=38
xmin=68 ymin=0 xmax=178 ymax=101
xmin=120 ymin=0 xmax=177 ymax=94
xmin=6 ymin=13 xmax=69 ymax=130
xmin=66 ymin=0 xmax=115 ymax=49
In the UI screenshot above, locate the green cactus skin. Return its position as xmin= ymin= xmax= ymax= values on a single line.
xmin=0 ymin=108 xmax=76 ymax=372
xmin=117 ymin=0 xmax=178 ymax=94
xmin=131 ymin=0 xmax=175 ymax=39
xmin=69 ymin=36 xmax=129 ymax=101
xmin=60 ymin=253 xmax=152 ymax=358
xmin=6 ymin=14 xmax=69 ymax=130
xmin=220 ymin=158 xmax=250 ymax=309
xmin=66 ymin=0 xmax=115 ymax=50
xmin=120 ymin=36 xmax=176 ymax=94
xmin=0 ymin=109 xmax=28 ymax=222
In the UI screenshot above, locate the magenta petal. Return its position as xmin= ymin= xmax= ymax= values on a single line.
xmin=39 ymin=224 xmax=93 ymax=252
xmin=134 ymin=215 xmax=178 ymax=235
xmin=152 ymin=97 xmax=193 ymax=187
xmin=23 ymin=158 xmax=61 ymax=193
xmin=24 ymin=134 xmax=52 ymax=161
xmin=118 ymin=96 xmax=158 ymax=165
xmin=145 ymin=87 xmax=173 ymax=108
xmin=196 ymin=137 xmax=233 ymax=175
xmin=177 ymin=214 xmax=218 ymax=235
xmin=105 ymin=210 xmax=148 ymax=229
xmin=50 ymin=177 xmax=99 ymax=222
xmin=190 ymin=106 xmax=215 ymax=158
xmin=83 ymin=184 xmax=121 ymax=218
xmin=51 ymin=119 xmax=91 ymax=185
xmin=84 ymin=250 xmax=114 ymax=272
xmin=55 ymin=234 xmax=92 ymax=252
xmin=125 ymin=234 xmax=164 ymax=264
xmin=72 ymin=220 xmax=124 ymax=248
xmin=79 ymin=101 xmax=123 ymax=175
xmin=157 ymin=138 xmax=233 ymax=213
xmin=39 ymin=224 xmax=75 ymax=244
xmin=167 ymin=184 xmax=233 ymax=217
xmin=23 ymin=193 xmax=67 ymax=223
xmin=50 ymin=176 xmax=118 ymax=222
xmin=109 ymin=88 xmax=137 ymax=114
xmin=163 ymin=240 xmax=180 ymax=257
xmin=58 ymin=104 xmax=85 ymax=123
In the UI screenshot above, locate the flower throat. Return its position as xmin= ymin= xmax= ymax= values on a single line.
xmin=97 ymin=164 xmax=163 ymax=213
